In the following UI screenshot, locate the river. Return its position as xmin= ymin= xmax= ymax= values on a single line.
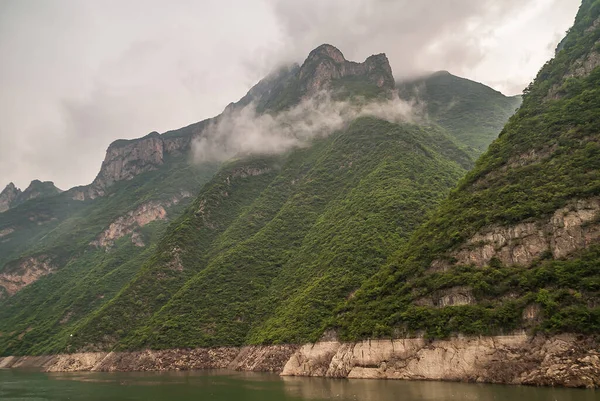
xmin=0 ymin=369 xmax=597 ymax=401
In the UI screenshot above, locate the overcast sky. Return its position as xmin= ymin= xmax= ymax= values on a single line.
xmin=0 ymin=0 xmax=581 ymax=190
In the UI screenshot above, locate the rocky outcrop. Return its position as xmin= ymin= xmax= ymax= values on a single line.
xmin=0 ymin=183 xmax=21 ymax=212
xmin=0 ymin=255 xmax=55 ymax=296
xmin=19 ymin=180 xmax=62 ymax=202
xmin=564 ymin=48 xmax=600 ymax=80
xmin=90 ymin=193 xmax=190 ymax=249
xmin=281 ymin=334 xmax=600 ymax=388
xmin=69 ymin=132 xmax=192 ymax=201
xmin=0 ymin=227 xmax=14 ymax=238
xmin=298 ymin=44 xmax=395 ymax=97
xmin=94 ymin=133 xmax=164 ymax=191
xmin=0 ymin=181 xmax=62 ymax=213
xmin=431 ymin=197 xmax=600 ymax=269
xmin=0 ymin=345 xmax=297 ymax=374
xmin=415 ymin=286 xmax=474 ymax=307
xmin=1 ymin=334 xmax=598 ymax=388
xmin=548 ymin=17 xmax=600 ymax=100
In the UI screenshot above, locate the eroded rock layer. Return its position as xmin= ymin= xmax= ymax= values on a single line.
xmin=1 ymin=334 xmax=598 ymax=388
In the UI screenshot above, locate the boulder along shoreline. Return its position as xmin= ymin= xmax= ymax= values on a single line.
xmin=1 ymin=333 xmax=599 ymax=389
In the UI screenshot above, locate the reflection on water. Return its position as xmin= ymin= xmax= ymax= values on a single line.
xmin=0 ymin=368 xmax=597 ymax=401
xmin=282 ymin=376 xmax=599 ymax=401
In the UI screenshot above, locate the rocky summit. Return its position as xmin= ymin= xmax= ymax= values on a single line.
xmin=0 ymin=0 xmax=599 ymax=389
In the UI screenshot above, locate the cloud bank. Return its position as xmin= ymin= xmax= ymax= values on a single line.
xmin=193 ymin=93 xmax=415 ymax=163
xmin=0 ymin=0 xmax=580 ymax=189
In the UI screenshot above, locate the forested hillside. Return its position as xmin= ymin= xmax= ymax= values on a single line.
xmin=339 ymin=0 xmax=600 ymax=340
xmin=0 ymin=43 xmax=521 ymax=355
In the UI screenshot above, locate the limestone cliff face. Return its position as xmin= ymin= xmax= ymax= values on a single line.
xmin=90 ymin=193 xmax=191 ymax=249
xmin=1 ymin=334 xmax=598 ymax=388
xmin=430 ymin=197 xmax=600 ymax=270
xmin=298 ymin=44 xmax=395 ymax=96
xmin=280 ymin=334 xmax=600 ymax=388
xmin=0 ymin=255 xmax=55 ymax=297
xmin=69 ymin=132 xmax=192 ymax=200
xmin=0 ymin=183 xmax=21 ymax=213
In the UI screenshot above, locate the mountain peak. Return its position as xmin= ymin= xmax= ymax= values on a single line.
xmin=0 ymin=183 xmax=22 ymax=213
xmin=3 ymin=182 xmax=18 ymax=191
xmin=298 ymin=44 xmax=395 ymax=96
xmin=19 ymin=180 xmax=62 ymax=203
xmin=307 ymin=44 xmax=346 ymax=64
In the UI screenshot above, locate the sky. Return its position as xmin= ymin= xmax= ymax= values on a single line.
xmin=0 ymin=0 xmax=581 ymax=190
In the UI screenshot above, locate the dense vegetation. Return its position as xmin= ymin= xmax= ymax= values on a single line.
xmin=0 ymin=152 xmax=218 ymax=355
xmin=398 ymin=71 xmax=522 ymax=155
xmin=67 ymin=117 xmax=469 ymax=351
xmin=338 ymin=0 xmax=600 ymax=340
xmin=0 ymin=41 xmax=524 ymax=355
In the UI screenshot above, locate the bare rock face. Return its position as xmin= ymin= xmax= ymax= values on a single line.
xmin=90 ymin=193 xmax=191 ymax=249
xmin=91 ymin=132 xmax=165 ymax=196
xmin=415 ymin=286 xmax=475 ymax=308
xmin=1 ymin=335 xmax=598 ymax=388
xmin=0 ymin=183 xmax=22 ymax=213
xmin=281 ymin=334 xmax=600 ymax=388
xmin=547 ymin=18 xmax=600 ymax=99
xmin=431 ymin=197 xmax=600 ymax=269
xmin=298 ymin=44 xmax=395 ymax=97
xmin=0 ymin=255 xmax=55 ymax=296
xmin=69 ymin=132 xmax=192 ymax=201
xmin=0 ymin=227 xmax=14 ymax=238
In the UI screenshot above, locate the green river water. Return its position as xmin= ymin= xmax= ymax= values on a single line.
xmin=0 ymin=369 xmax=598 ymax=401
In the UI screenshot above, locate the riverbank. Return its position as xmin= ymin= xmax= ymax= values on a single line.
xmin=1 ymin=333 xmax=598 ymax=388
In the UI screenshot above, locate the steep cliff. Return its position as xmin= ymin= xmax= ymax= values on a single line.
xmin=0 ymin=183 xmax=21 ymax=213
xmin=234 ymin=44 xmax=396 ymax=114
xmin=69 ymin=131 xmax=195 ymax=200
xmin=1 ymin=334 xmax=599 ymax=388
xmin=339 ymin=0 xmax=600 ymax=341
xmin=297 ymin=44 xmax=395 ymax=96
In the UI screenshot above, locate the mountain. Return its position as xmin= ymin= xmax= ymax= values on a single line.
xmin=338 ymin=0 xmax=600 ymax=341
xmin=231 ymin=44 xmax=396 ymax=115
xmin=0 ymin=43 xmax=515 ymax=356
xmin=398 ymin=71 xmax=522 ymax=155
xmin=0 ymin=183 xmax=20 ymax=213
xmin=67 ymin=118 xmax=469 ymax=353
xmin=0 ymin=180 xmax=62 ymax=213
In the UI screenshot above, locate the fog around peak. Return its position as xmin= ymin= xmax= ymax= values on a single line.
xmin=0 ymin=0 xmax=580 ymax=189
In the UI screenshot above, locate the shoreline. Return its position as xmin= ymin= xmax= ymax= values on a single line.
xmin=1 ymin=333 xmax=598 ymax=388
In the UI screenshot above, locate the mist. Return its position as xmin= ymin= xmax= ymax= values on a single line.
xmin=192 ymin=92 xmax=416 ymax=163
xmin=0 ymin=0 xmax=580 ymax=190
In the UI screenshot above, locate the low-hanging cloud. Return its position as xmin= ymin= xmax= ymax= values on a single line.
xmin=266 ymin=0 xmax=579 ymax=83
xmin=0 ymin=0 xmax=580 ymax=190
xmin=192 ymin=92 xmax=416 ymax=163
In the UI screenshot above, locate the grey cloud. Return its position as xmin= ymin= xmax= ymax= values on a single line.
xmin=267 ymin=0 xmax=528 ymax=78
xmin=0 ymin=0 xmax=581 ymax=190
xmin=192 ymin=92 xmax=415 ymax=163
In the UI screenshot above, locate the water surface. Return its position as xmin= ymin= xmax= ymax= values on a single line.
xmin=0 ymin=369 xmax=597 ymax=401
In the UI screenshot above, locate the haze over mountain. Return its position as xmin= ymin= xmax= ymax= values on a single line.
xmin=0 ymin=41 xmax=518 ymax=356
xmin=0 ymin=0 xmax=599 ymax=389
xmin=0 ymin=0 xmax=579 ymax=190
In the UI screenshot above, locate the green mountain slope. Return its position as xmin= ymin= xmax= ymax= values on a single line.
xmin=0 ymin=141 xmax=219 ymax=354
xmin=71 ymin=116 xmax=470 ymax=352
xmin=0 ymin=42 xmax=522 ymax=356
xmin=338 ymin=0 xmax=600 ymax=340
xmin=398 ymin=71 xmax=522 ymax=155
xmin=0 ymin=180 xmax=62 ymax=214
